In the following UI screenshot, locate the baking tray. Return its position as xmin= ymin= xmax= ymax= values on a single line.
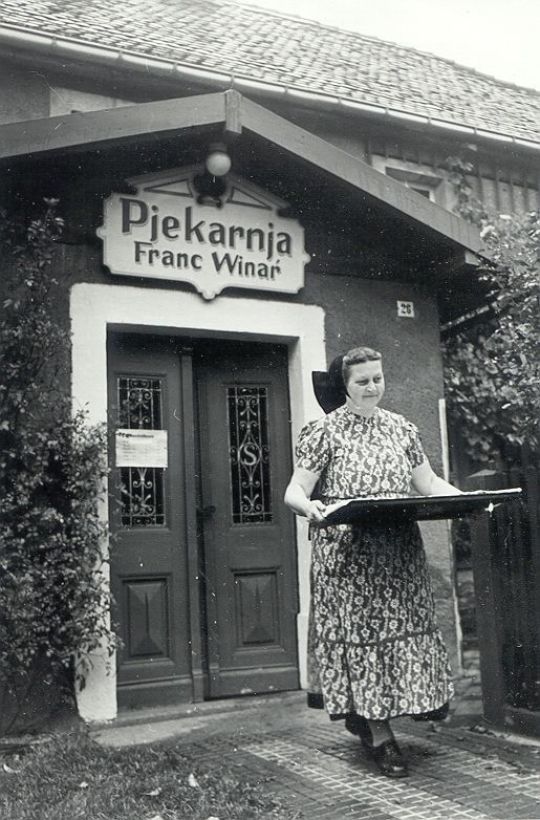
xmin=321 ymin=488 xmax=523 ymax=526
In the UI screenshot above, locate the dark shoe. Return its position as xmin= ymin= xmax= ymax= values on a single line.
xmin=345 ymin=714 xmax=372 ymax=744
xmin=368 ymin=739 xmax=409 ymax=778
xmin=412 ymin=702 xmax=450 ymax=722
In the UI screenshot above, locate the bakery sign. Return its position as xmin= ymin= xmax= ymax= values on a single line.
xmin=97 ymin=167 xmax=310 ymax=300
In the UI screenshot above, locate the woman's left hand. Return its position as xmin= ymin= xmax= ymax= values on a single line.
xmin=305 ymin=499 xmax=327 ymax=523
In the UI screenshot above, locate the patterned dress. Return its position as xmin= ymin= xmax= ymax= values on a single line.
xmin=297 ymin=404 xmax=453 ymax=721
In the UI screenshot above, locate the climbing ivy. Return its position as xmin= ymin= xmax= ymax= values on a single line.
xmin=0 ymin=200 xmax=116 ymax=734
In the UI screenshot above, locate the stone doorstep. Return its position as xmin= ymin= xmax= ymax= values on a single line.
xmin=89 ymin=681 xmax=490 ymax=747
xmin=91 ymin=689 xmax=307 ymax=730
xmin=100 ymin=672 xmax=482 ymax=728
xmin=90 ymin=673 xmax=539 ymax=757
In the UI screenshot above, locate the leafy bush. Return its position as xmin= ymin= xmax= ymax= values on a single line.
xmin=442 ymin=159 xmax=540 ymax=463
xmin=0 ymin=200 xmax=116 ymax=734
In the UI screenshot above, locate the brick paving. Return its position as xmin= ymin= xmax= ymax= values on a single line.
xmin=179 ymin=721 xmax=540 ymax=820
xmin=94 ymin=673 xmax=540 ymax=819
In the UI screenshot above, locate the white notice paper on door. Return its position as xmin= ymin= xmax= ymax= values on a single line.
xmin=115 ymin=429 xmax=168 ymax=468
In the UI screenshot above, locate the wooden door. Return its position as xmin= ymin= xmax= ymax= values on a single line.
xmin=107 ymin=334 xmax=193 ymax=708
xmin=195 ymin=340 xmax=299 ymax=697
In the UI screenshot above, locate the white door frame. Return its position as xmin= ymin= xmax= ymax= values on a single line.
xmin=70 ymin=282 xmax=325 ymax=722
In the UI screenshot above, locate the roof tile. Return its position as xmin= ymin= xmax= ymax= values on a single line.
xmin=0 ymin=0 xmax=538 ymax=143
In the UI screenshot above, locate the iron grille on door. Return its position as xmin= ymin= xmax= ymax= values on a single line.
xmin=227 ymin=386 xmax=272 ymax=524
xmin=117 ymin=377 xmax=165 ymax=527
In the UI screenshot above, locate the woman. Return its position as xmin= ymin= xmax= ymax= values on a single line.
xmin=284 ymin=346 xmax=459 ymax=778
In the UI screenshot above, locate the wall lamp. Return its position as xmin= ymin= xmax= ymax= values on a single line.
xmin=193 ymin=142 xmax=232 ymax=206
xmin=205 ymin=142 xmax=232 ymax=177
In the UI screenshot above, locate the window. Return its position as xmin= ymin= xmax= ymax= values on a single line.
xmin=410 ymin=186 xmax=433 ymax=200
xmin=370 ymin=156 xmax=451 ymax=208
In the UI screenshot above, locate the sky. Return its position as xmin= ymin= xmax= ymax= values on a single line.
xmin=241 ymin=0 xmax=540 ymax=91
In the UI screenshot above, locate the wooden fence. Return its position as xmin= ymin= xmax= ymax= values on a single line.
xmin=468 ymin=462 xmax=540 ymax=735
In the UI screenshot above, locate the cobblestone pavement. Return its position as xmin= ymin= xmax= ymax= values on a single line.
xmin=95 ymin=674 xmax=540 ymax=820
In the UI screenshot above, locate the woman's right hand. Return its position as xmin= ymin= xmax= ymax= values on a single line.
xmin=305 ymin=499 xmax=327 ymax=523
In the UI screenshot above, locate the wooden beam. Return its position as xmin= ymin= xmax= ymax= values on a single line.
xmin=224 ymin=89 xmax=242 ymax=135
xmin=466 ymin=470 xmax=507 ymax=729
xmin=240 ymin=96 xmax=482 ymax=255
xmin=0 ymin=92 xmax=228 ymax=160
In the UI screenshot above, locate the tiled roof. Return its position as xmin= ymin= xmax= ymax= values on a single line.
xmin=1 ymin=0 xmax=539 ymax=144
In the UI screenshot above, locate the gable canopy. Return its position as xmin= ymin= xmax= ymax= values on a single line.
xmin=0 ymin=90 xmax=482 ymax=316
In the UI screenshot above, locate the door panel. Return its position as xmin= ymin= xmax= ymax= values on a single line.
xmin=108 ymin=335 xmax=192 ymax=707
xmin=108 ymin=334 xmax=300 ymax=707
xmin=196 ymin=341 xmax=299 ymax=697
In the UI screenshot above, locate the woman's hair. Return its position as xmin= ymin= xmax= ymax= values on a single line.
xmin=342 ymin=346 xmax=382 ymax=385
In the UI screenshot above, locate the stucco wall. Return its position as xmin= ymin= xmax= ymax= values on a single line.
xmin=0 ymin=60 xmax=49 ymax=124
